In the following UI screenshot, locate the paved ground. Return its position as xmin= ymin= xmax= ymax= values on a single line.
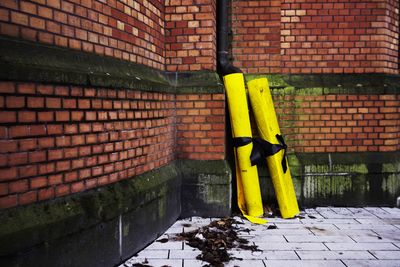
xmin=120 ymin=207 xmax=400 ymax=267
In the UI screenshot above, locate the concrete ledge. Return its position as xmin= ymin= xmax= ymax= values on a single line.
xmin=0 ymin=159 xmax=233 ymax=266
xmin=259 ymin=152 xmax=400 ymax=207
xmin=0 ymin=36 xmax=223 ymax=94
xmin=245 ymin=74 xmax=400 ymax=94
xmin=0 ymin=163 xmax=181 ymax=267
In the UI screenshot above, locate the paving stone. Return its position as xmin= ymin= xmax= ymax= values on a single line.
xmin=164 ymin=226 xmax=184 ymax=234
xmin=325 ymin=242 xmax=399 ymax=251
xmin=240 ymin=234 xmax=287 ymax=243
xmin=348 ymin=208 xmax=376 ymax=217
xmin=334 ymin=224 xmax=398 ymax=231
xmin=225 ymin=260 xmax=266 ymax=267
xmin=369 ymin=250 xmax=400 ymax=259
xmin=277 ymin=223 xmax=338 ymax=230
xmin=300 ymin=219 xmax=359 ymax=224
xmin=255 ymin=242 xmax=328 ymax=251
xmin=263 ymin=250 xmax=300 ymax=260
xmin=182 ymin=259 xmax=207 ymax=266
xmin=228 ymin=249 xmax=268 ymax=260
xmin=133 ymin=249 xmax=169 ymax=259
xmin=120 ymin=259 xmax=182 ymax=267
xmin=355 ymin=218 xmax=387 ymax=225
xmin=183 ymin=259 xmax=266 ymax=267
xmin=146 ymin=240 xmax=183 ymax=250
xmin=264 ymin=260 xmax=346 ymax=267
xmin=343 ymin=259 xmax=400 ymax=267
xmin=315 ymin=207 xmax=333 ymax=212
xmin=169 ymin=249 xmax=201 ymax=259
xmin=243 ymin=229 xmax=314 ymax=236
xmin=310 ymin=228 xmax=377 ymax=236
xmin=363 ymin=207 xmax=396 ymax=219
xmin=230 ymin=250 xmax=299 ymax=260
xmin=380 ymin=208 xmax=400 ymax=215
xmin=350 ymin=235 xmax=400 ymax=243
xmin=266 ymin=218 xmax=302 ymax=224
xmin=285 ymin=235 xmax=355 ymax=243
xmin=297 ymin=250 xmax=375 ymax=260
xmin=304 ymin=208 xmax=318 ymax=213
xmin=329 ymin=207 xmax=354 ymax=215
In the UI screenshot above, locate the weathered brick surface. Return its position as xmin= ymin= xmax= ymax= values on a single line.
xmin=232 ymin=0 xmax=282 ymax=73
xmin=1 ymin=82 xmax=178 ymax=204
xmin=280 ymin=0 xmax=399 ymax=74
xmin=175 ymin=93 xmax=225 ymax=160
xmin=274 ymin=94 xmax=400 ymax=153
xmin=0 ymin=81 xmax=225 ymax=208
xmin=0 ymin=0 xmax=165 ymax=69
xmin=165 ymin=0 xmax=217 ymax=71
xmin=232 ymin=0 xmax=399 ymax=74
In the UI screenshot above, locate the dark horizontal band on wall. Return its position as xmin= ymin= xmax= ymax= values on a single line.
xmin=246 ymin=74 xmax=400 ymax=94
xmin=0 ymin=159 xmax=232 ymax=266
xmin=0 ymin=36 xmax=223 ymax=94
xmin=295 ymin=151 xmax=400 ymax=166
xmin=0 ymin=162 xmax=180 ymax=260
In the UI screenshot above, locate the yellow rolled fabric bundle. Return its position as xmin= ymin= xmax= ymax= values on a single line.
xmin=223 ymin=73 xmax=265 ymax=224
xmin=247 ymin=78 xmax=299 ymax=219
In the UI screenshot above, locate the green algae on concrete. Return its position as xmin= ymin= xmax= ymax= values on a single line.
xmin=0 ymin=36 xmax=223 ymax=95
xmin=258 ymin=152 xmax=399 ymax=207
xmin=0 ymin=162 xmax=181 ymax=267
xmin=178 ymin=160 xmax=232 ymax=218
xmin=244 ymin=73 xmax=400 ymax=95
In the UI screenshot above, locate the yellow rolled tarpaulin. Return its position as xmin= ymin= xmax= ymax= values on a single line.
xmin=223 ymin=73 xmax=266 ymax=224
xmin=247 ymin=77 xmax=299 ymax=219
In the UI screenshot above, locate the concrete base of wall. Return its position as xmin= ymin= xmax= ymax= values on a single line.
xmin=0 ymin=160 xmax=232 ymax=267
xmin=179 ymin=160 xmax=231 ymax=218
xmin=260 ymin=152 xmax=400 ymax=207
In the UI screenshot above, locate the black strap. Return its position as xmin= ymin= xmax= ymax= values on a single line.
xmin=232 ymin=137 xmax=252 ymax=147
xmin=232 ymin=135 xmax=288 ymax=173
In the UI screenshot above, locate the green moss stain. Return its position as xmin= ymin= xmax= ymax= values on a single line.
xmin=382 ymin=173 xmax=400 ymax=196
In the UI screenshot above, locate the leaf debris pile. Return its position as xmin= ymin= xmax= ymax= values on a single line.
xmin=176 ymin=217 xmax=260 ymax=267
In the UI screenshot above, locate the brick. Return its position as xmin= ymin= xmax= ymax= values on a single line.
xmin=19 ymin=165 xmax=37 ymax=178
xmin=38 ymin=111 xmax=54 ymax=122
xmin=9 ymin=179 xmax=28 ymax=193
xmin=6 ymin=96 xmax=25 ymax=108
xmin=38 ymin=187 xmax=54 ymax=201
xmin=0 ymin=111 xmax=17 ymax=123
xmin=0 ymin=183 xmax=8 ymax=196
xmin=0 ymin=194 xmax=17 ymax=209
xmin=30 ymin=125 xmax=46 ymax=135
xmin=55 ymin=111 xmax=70 ymax=121
xmin=27 ymin=97 xmax=44 ymax=108
xmin=9 ymin=125 xmax=29 ymax=138
xmin=71 ymin=181 xmax=85 ymax=193
xmin=30 ymin=176 xmax=47 ymax=189
xmin=18 ymin=190 xmax=37 ymax=205
xmin=18 ymin=111 xmax=36 ymax=122
xmin=56 ymin=184 xmax=70 ymax=197
xmin=46 ymin=97 xmax=61 ymax=108
xmin=0 ymin=82 xmax=15 ymax=93
xmin=8 ymin=152 xmax=28 ymax=165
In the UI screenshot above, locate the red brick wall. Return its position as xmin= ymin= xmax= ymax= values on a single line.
xmin=231 ymin=0 xmax=400 ymax=74
xmin=0 ymin=81 xmax=176 ymax=208
xmin=0 ymin=81 xmax=226 ymax=209
xmin=165 ymin=0 xmax=217 ymax=71
xmin=176 ymin=94 xmax=225 ymax=160
xmin=231 ymin=0 xmax=281 ymax=73
xmin=275 ymin=94 xmax=400 ymax=153
xmin=0 ymin=0 xmax=165 ymax=69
